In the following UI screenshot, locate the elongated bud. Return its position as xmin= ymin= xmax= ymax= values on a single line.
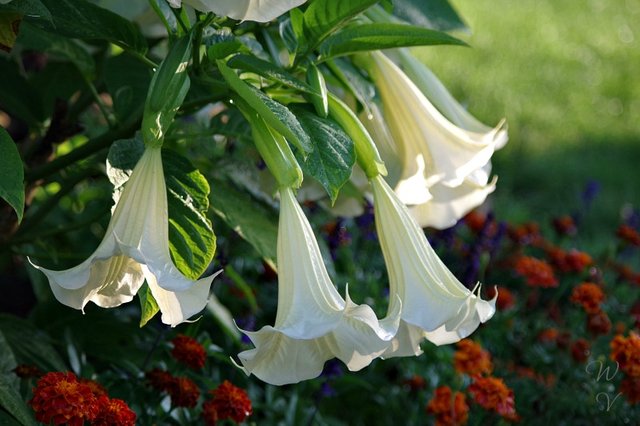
xmin=327 ymin=93 xmax=387 ymax=179
xmin=305 ymin=64 xmax=329 ymax=118
xmin=142 ymin=36 xmax=192 ymax=147
xmin=236 ymin=98 xmax=303 ymax=189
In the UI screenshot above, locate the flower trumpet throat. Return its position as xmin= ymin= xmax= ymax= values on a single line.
xmin=30 ymin=147 xmax=220 ymax=327
xmin=235 ymin=186 xmax=400 ymax=385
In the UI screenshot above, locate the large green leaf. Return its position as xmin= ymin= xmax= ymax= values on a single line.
xmin=163 ymin=150 xmax=216 ymax=280
xmin=302 ymin=0 xmax=378 ymax=50
xmin=294 ymin=109 xmax=355 ymax=203
xmin=104 ymin=53 xmax=152 ymax=122
xmin=209 ymin=178 xmax=278 ymax=264
xmin=227 ymin=54 xmax=318 ymax=95
xmin=0 ymin=375 xmax=36 ymax=426
xmin=16 ymin=21 xmax=95 ymax=78
xmin=217 ymin=59 xmax=312 ymax=154
xmin=28 ymin=0 xmax=147 ymax=54
xmin=319 ymin=23 xmax=467 ymax=59
xmin=0 ymin=128 xmax=24 ymax=223
xmin=0 ymin=11 xmax=21 ymax=51
xmin=0 ymin=314 xmax=66 ymax=372
xmin=0 ymin=0 xmax=51 ymax=21
xmin=392 ymin=0 xmax=467 ymax=32
xmin=137 ymin=283 xmax=159 ymax=327
xmin=107 ymin=139 xmax=216 ymax=280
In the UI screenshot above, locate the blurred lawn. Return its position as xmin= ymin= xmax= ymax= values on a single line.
xmin=414 ymin=0 xmax=640 ymax=250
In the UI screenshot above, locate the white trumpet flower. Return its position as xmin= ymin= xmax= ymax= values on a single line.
xmin=364 ymin=51 xmax=507 ymax=229
xmin=370 ymin=175 xmax=496 ymax=356
xmin=168 ymin=0 xmax=306 ymax=22
xmin=235 ymin=186 xmax=400 ymax=385
xmin=30 ymin=147 xmax=218 ymax=327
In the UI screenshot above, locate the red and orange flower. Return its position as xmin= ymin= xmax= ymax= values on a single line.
xmin=514 ymin=256 xmax=558 ymax=288
xmin=171 ymin=334 xmax=207 ymax=370
xmin=611 ymin=333 xmax=640 ymax=377
xmin=570 ymin=282 xmax=605 ymax=314
xmin=203 ymin=380 xmax=252 ymax=425
xmin=453 ymin=339 xmax=493 ymax=376
xmin=426 ymin=386 xmax=469 ymax=426
xmin=468 ymin=376 xmax=517 ymax=420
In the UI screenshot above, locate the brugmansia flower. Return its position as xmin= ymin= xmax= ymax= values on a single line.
xmin=363 ymin=51 xmax=507 ymax=229
xmin=371 ymin=175 xmax=496 ymax=356
xmin=167 ymin=0 xmax=306 ymax=22
xmin=30 ymin=147 xmax=218 ymax=327
xmin=235 ymin=186 xmax=400 ymax=385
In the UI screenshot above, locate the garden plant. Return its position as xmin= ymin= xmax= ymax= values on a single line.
xmin=0 ymin=0 xmax=639 ymax=425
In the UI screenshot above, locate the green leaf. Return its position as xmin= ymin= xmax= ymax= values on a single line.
xmin=104 ymin=53 xmax=152 ymax=122
xmin=0 ymin=375 xmax=36 ymax=426
xmin=0 ymin=128 xmax=24 ymax=223
xmin=16 ymin=21 xmax=95 ymax=78
xmin=302 ymin=0 xmax=378 ymax=50
xmin=163 ymin=150 xmax=216 ymax=280
xmin=0 ymin=0 xmax=51 ymax=22
xmin=106 ymin=135 xmax=145 ymax=190
xmin=319 ymin=23 xmax=467 ymax=58
xmin=28 ymin=0 xmax=147 ymax=54
xmin=0 ymin=314 xmax=67 ymax=372
xmin=392 ymin=0 xmax=467 ymax=32
xmin=138 ymin=283 xmax=159 ymax=327
xmin=227 ymin=54 xmax=318 ymax=95
xmin=0 ymin=56 xmax=45 ymax=125
xmin=293 ymin=109 xmax=355 ymax=203
xmin=0 ymin=11 xmax=21 ymax=51
xmin=209 ymin=178 xmax=277 ymax=264
xmin=0 ymin=330 xmax=17 ymax=374
xmin=217 ymin=59 xmax=312 ymax=154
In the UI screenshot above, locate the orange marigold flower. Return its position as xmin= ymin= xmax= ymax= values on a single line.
xmin=587 ymin=310 xmax=611 ymax=336
xmin=620 ymin=376 xmax=640 ymax=404
xmin=426 ymin=386 xmax=469 ymax=426
xmin=493 ymin=287 xmax=516 ymax=311
xmin=571 ymin=338 xmax=590 ymax=363
xmin=611 ymin=333 xmax=640 ymax=377
xmin=552 ymin=215 xmax=577 ymax=236
xmin=617 ymin=224 xmax=640 ymax=246
xmin=465 ymin=210 xmax=487 ymax=233
xmin=145 ymin=368 xmax=175 ymax=392
xmin=13 ymin=364 xmax=42 ymax=379
xmin=514 ymin=256 xmax=558 ymax=287
xmin=93 ymin=396 xmax=136 ymax=426
xmin=570 ymin=282 xmax=605 ymax=314
xmin=29 ymin=371 xmax=99 ymax=426
xmin=508 ymin=222 xmax=541 ymax=246
xmin=171 ymin=334 xmax=206 ymax=370
xmin=80 ymin=379 xmax=108 ymax=397
xmin=537 ymin=328 xmax=559 ymax=344
xmin=468 ymin=376 xmax=517 ymax=419
xmin=168 ymin=376 xmax=200 ymax=408
xmin=453 ymin=339 xmax=493 ymax=376
xmin=203 ymin=380 xmax=252 ymax=425
xmin=547 ymin=247 xmax=592 ymax=274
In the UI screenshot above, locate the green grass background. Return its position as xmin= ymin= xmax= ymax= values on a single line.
xmin=414 ymin=0 xmax=640 ymax=250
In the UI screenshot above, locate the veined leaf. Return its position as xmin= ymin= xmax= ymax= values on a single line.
xmin=302 ymin=0 xmax=378 ymax=50
xmin=319 ymin=22 xmax=467 ymax=59
xmin=227 ymin=54 xmax=318 ymax=95
xmin=293 ymin=108 xmax=355 ymax=203
xmin=28 ymin=0 xmax=147 ymax=54
xmin=138 ymin=283 xmax=159 ymax=327
xmin=392 ymin=0 xmax=467 ymax=32
xmin=0 ymin=128 xmax=24 ymax=223
xmin=209 ymin=177 xmax=277 ymax=264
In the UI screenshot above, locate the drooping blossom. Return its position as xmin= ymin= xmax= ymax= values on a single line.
xmin=167 ymin=0 xmax=306 ymax=22
xmin=30 ymin=147 xmax=219 ymax=327
xmin=235 ymin=186 xmax=400 ymax=385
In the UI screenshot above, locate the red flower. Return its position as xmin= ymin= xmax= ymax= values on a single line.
xmin=145 ymin=368 xmax=174 ymax=392
xmin=13 ymin=364 xmax=42 ymax=379
xmin=514 ymin=256 xmax=558 ymax=287
xmin=453 ymin=339 xmax=493 ymax=376
xmin=171 ymin=334 xmax=207 ymax=370
xmin=468 ymin=376 xmax=517 ymax=420
xmin=620 ymin=376 xmax=640 ymax=404
xmin=465 ymin=210 xmax=487 ymax=233
xmin=570 ymin=282 xmax=605 ymax=314
xmin=552 ymin=215 xmax=577 ymax=236
xmin=586 ymin=310 xmax=611 ymax=336
xmin=29 ymin=371 xmax=99 ymax=426
xmin=570 ymin=339 xmax=590 ymax=363
xmin=508 ymin=222 xmax=542 ymax=246
xmin=168 ymin=376 xmax=201 ymax=408
xmin=426 ymin=386 xmax=469 ymax=426
xmin=611 ymin=333 xmax=640 ymax=377
xmin=403 ymin=375 xmax=427 ymax=393
xmin=547 ymin=247 xmax=592 ymax=273
xmin=617 ymin=224 xmax=640 ymax=246
xmin=80 ymin=379 xmax=108 ymax=397
xmin=93 ymin=396 xmax=136 ymax=426
xmin=537 ymin=328 xmax=559 ymax=344
xmin=203 ymin=380 xmax=252 ymax=425
xmin=490 ymin=286 xmax=515 ymax=311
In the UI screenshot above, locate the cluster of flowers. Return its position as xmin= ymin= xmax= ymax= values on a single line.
xmin=425 ymin=339 xmax=517 ymax=425
xmin=611 ymin=333 xmax=640 ymax=404
xmin=27 ymin=1 xmax=508 ymax=387
xmin=28 ymin=371 xmax=136 ymax=426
